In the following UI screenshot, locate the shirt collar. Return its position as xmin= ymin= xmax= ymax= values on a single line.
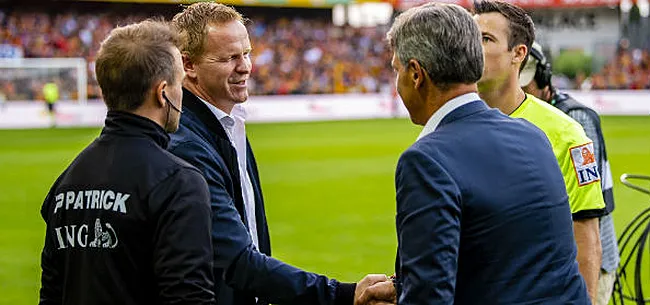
xmin=417 ymin=92 xmax=480 ymax=141
xmin=198 ymin=97 xmax=237 ymax=128
xmin=232 ymin=104 xmax=247 ymax=121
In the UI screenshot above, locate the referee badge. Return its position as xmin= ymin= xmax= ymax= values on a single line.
xmin=569 ymin=142 xmax=600 ymax=186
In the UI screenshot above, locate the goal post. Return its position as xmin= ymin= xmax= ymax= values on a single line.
xmin=0 ymin=57 xmax=88 ymax=104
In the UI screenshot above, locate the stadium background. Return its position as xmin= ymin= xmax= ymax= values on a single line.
xmin=0 ymin=0 xmax=649 ymax=304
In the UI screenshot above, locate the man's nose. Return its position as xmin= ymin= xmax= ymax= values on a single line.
xmin=236 ymin=57 xmax=252 ymax=74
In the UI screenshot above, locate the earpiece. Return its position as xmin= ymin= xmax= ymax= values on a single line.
xmin=162 ymin=90 xmax=183 ymax=114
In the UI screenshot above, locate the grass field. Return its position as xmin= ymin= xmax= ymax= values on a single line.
xmin=1 ymin=116 xmax=649 ymax=305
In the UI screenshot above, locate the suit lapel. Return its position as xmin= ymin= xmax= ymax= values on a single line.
xmin=244 ymin=139 xmax=271 ymax=254
xmin=182 ymin=88 xmax=247 ymax=224
xmin=182 ymin=88 xmax=229 ymax=140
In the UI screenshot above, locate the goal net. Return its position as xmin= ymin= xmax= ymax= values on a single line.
xmin=0 ymin=57 xmax=88 ymax=104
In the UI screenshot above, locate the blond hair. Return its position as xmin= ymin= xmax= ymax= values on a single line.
xmin=172 ymin=2 xmax=244 ymax=61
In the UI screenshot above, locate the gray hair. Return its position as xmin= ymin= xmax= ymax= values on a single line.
xmin=387 ymin=3 xmax=483 ymax=88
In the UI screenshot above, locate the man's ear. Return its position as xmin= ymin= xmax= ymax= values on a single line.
xmin=512 ymin=44 xmax=528 ymax=67
xmin=182 ymin=53 xmax=197 ymax=79
xmin=408 ymin=59 xmax=425 ymax=89
xmin=154 ymin=81 xmax=167 ymax=108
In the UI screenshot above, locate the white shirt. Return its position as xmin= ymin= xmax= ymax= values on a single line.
xmin=200 ymin=99 xmax=259 ymax=249
xmin=417 ymin=92 xmax=481 ymax=140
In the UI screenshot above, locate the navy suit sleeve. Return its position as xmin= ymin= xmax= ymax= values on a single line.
xmin=148 ymin=168 xmax=216 ymax=305
xmin=395 ymin=148 xmax=461 ymax=305
xmin=169 ymin=141 xmax=353 ymax=305
xmin=170 ymin=141 xmax=254 ymax=268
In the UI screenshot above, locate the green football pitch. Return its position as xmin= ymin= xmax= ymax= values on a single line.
xmin=1 ymin=116 xmax=649 ymax=305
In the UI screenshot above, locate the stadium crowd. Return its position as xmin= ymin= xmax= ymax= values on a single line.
xmin=586 ymin=46 xmax=650 ymax=90
xmin=0 ymin=9 xmax=393 ymax=101
xmin=0 ymin=10 xmax=147 ymax=101
xmin=247 ymin=17 xmax=393 ymax=95
xmin=0 ymin=8 xmax=647 ymax=101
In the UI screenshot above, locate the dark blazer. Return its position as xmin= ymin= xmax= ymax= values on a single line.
xmin=395 ymin=100 xmax=590 ymax=305
xmin=168 ymin=88 xmax=355 ymax=305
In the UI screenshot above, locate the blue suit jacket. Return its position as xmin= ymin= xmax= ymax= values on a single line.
xmin=395 ymin=100 xmax=590 ymax=305
xmin=168 ymin=89 xmax=354 ymax=305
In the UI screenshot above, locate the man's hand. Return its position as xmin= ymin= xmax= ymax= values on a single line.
xmin=354 ymin=274 xmax=396 ymax=305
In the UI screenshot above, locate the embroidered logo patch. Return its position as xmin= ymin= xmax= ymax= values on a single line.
xmin=569 ymin=142 xmax=600 ymax=186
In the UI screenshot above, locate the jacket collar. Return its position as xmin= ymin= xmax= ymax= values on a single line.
xmin=437 ymin=100 xmax=488 ymax=129
xmin=102 ymin=110 xmax=170 ymax=148
xmin=181 ymin=87 xmax=230 ymax=141
xmin=417 ymin=93 xmax=481 ymax=140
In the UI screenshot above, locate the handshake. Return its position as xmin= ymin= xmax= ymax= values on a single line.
xmin=354 ymin=274 xmax=397 ymax=305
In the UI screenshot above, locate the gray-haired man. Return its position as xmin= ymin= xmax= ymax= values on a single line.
xmin=387 ymin=3 xmax=590 ymax=304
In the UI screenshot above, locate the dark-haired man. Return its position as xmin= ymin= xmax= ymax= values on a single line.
xmin=474 ymin=1 xmax=606 ymax=301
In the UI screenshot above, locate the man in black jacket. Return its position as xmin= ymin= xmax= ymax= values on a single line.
xmin=39 ymin=20 xmax=216 ymax=305
xmin=169 ymin=3 xmax=395 ymax=305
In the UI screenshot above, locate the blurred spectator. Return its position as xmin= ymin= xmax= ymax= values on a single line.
xmin=0 ymin=87 xmax=5 ymax=111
